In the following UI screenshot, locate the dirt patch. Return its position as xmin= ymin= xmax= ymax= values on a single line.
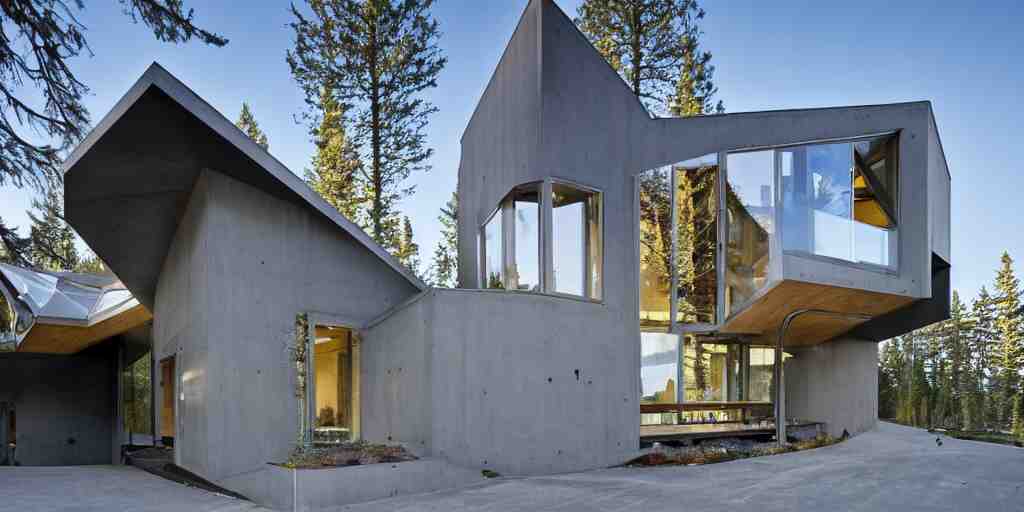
xmin=281 ymin=441 xmax=418 ymax=469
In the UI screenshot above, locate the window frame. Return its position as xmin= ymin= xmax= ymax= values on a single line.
xmin=305 ymin=312 xmax=362 ymax=445
xmin=477 ymin=177 xmax=605 ymax=302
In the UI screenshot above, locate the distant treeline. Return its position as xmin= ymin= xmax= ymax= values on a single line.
xmin=879 ymin=252 xmax=1023 ymax=440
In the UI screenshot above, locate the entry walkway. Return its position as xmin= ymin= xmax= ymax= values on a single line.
xmin=1 ymin=423 xmax=1020 ymax=511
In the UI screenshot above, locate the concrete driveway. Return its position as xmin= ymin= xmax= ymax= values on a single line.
xmin=0 ymin=465 xmax=266 ymax=512
xmin=343 ymin=422 xmax=1023 ymax=512
xmin=2 ymin=422 xmax=1021 ymax=511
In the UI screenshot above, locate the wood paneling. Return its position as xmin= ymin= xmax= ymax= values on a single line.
xmin=17 ymin=304 xmax=152 ymax=354
xmin=720 ymin=280 xmax=915 ymax=347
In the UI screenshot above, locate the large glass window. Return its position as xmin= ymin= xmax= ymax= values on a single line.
xmin=675 ymin=155 xmax=719 ymax=325
xmin=512 ymin=185 xmax=540 ymax=291
xmin=638 ymin=169 xmax=672 ymax=329
xmin=640 ymin=332 xmax=679 ymax=404
xmin=312 ymin=325 xmax=359 ymax=445
xmin=479 ymin=180 xmax=602 ymax=300
xmin=780 ymin=133 xmax=898 ymax=268
xmin=482 ymin=209 xmax=504 ymax=289
xmin=725 ymin=151 xmax=775 ymax=316
xmin=748 ymin=347 xmax=775 ymax=402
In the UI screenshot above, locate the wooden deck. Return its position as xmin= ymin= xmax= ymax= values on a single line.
xmin=640 ymin=421 xmax=822 ymax=443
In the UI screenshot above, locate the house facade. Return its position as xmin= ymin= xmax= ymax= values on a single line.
xmin=3 ymin=0 xmax=949 ymax=507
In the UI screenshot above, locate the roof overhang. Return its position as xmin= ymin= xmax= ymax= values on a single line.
xmin=62 ymin=63 xmax=425 ymax=311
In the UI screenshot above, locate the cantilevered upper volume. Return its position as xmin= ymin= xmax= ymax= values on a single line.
xmin=62 ymin=63 xmax=425 ymax=310
xmin=459 ymin=0 xmax=951 ymax=347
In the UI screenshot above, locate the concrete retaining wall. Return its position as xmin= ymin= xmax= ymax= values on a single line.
xmin=257 ymin=458 xmax=484 ymax=511
xmin=785 ymin=337 xmax=879 ymax=438
xmin=363 ymin=288 xmax=638 ymax=476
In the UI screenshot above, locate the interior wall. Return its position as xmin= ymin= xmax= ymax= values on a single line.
xmin=363 ymin=288 xmax=637 ymax=476
xmin=785 ymin=336 xmax=879 ymax=438
xmin=0 ymin=345 xmax=116 ymax=465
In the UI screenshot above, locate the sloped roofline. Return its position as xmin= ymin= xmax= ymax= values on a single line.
xmin=63 ymin=63 xmax=426 ymax=291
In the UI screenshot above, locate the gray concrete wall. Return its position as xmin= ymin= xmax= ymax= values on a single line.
xmin=785 ymin=337 xmax=879 ymax=438
xmin=363 ymin=288 xmax=637 ymax=476
xmin=457 ymin=0 xmax=542 ymax=289
xmin=152 ymin=170 xmax=420 ymax=489
xmin=0 ymin=346 xmax=116 ymax=465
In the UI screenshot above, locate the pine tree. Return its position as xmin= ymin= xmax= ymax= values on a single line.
xmin=972 ymin=287 xmax=998 ymax=428
xmin=1012 ymin=392 xmax=1024 ymax=440
xmin=289 ymin=0 xmax=446 ymax=254
xmin=429 ymin=192 xmax=458 ymax=288
xmin=668 ymin=7 xmax=723 ymax=116
xmin=236 ymin=102 xmax=269 ymax=150
xmin=75 ymin=248 xmax=108 ymax=274
xmin=575 ymin=0 xmax=719 ymax=113
xmin=305 ymin=87 xmax=364 ymax=222
xmin=0 ymin=1 xmax=225 ymax=264
xmin=0 ymin=218 xmax=30 ymax=267
xmin=394 ymin=217 xmax=421 ymax=278
xmin=993 ymin=252 xmax=1024 ymax=428
xmin=27 ymin=187 xmax=79 ymax=271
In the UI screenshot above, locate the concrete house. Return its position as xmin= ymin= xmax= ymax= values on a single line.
xmin=2 ymin=0 xmax=949 ymax=507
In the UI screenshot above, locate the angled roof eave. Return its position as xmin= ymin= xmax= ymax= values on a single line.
xmin=63 ymin=63 xmax=426 ymax=292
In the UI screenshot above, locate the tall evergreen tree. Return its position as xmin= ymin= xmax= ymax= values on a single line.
xmin=972 ymin=286 xmax=998 ymax=427
xmin=288 ymin=0 xmax=446 ymax=254
xmin=394 ymin=216 xmax=421 ymax=278
xmin=236 ymin=102 xmax=269 ymax=150
xmin=305 ymin=87 xmax=364 ymax=222
xmin=993 ymin=252 xmax=1024 ymax=427
xmin=0 ymin=1 xmax=226 ymax=264
xmin=27 ymin=187 xmax=79 ymax=272
xmin=668 ymin=6 xmax=723 ymax=116
xmin=429 ymin=192 xmax=458 ymax=288
xmin=575 ymin=0 xmax=719 ymax=113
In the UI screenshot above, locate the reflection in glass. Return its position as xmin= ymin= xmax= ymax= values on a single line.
xmin=674 ymin=155 xmax=719 ymax=325
xmin=780 ymin=133 xmax=898 ymax=268
xmin=640 ymin=332 xmax=679 ymax=404
xmin=512 ymin=185 xmax=540 ymax=291
xmin=748 ymin=347 xmax=774 ymax=402
xmin=638 ymin=169 xmax=672 ymax=329
xmin=552 ymin=183 xmax=601 ymax=298
xmin=483 ymin=210 xmax=503 ymax=289
xmin=313 ymin=325 xmax=357 ymax=445
xmin=683 ymin=340 xmax=738 ymax=402
xmin=725 ymin=151 xmax=774 ymax=316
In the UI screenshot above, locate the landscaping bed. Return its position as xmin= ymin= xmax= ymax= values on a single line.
xmin=625 ymin=434 xmax=842 ymax=467
xmin=281 ymin=441 xmax=418 ymax=469
xmin=940 ymin=430 xmax=1023 ymax=447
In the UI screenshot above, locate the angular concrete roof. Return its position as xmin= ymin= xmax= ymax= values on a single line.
xmin=63 ymin=64 xmax=425 ymax=310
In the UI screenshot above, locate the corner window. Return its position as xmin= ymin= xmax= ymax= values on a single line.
xmin=780 ymin=133 xmax=898 ymax=268
xmin=552 ymin=183 xmax=602 ymax=299
xmin=478 ymin=179 xmax=603 ymax=300
xmin=481 ymin=209 xmax=504 ymax=289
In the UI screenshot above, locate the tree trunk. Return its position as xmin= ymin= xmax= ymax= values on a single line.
xmin=369 ymin=20 xmax=383 ymax=243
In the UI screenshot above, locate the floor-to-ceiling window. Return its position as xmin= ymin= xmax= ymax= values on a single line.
xmin=312 ymin=324 xmax=359 ymax=445
xmin=725 ymin=150 xmax=775 ymax=316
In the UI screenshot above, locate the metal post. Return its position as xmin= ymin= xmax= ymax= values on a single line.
xmin=775 ymin=309 xmax=872 ymax=447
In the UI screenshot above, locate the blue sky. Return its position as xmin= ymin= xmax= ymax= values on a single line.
xmin=1 ymin=0 xmax=1019 ymax=303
